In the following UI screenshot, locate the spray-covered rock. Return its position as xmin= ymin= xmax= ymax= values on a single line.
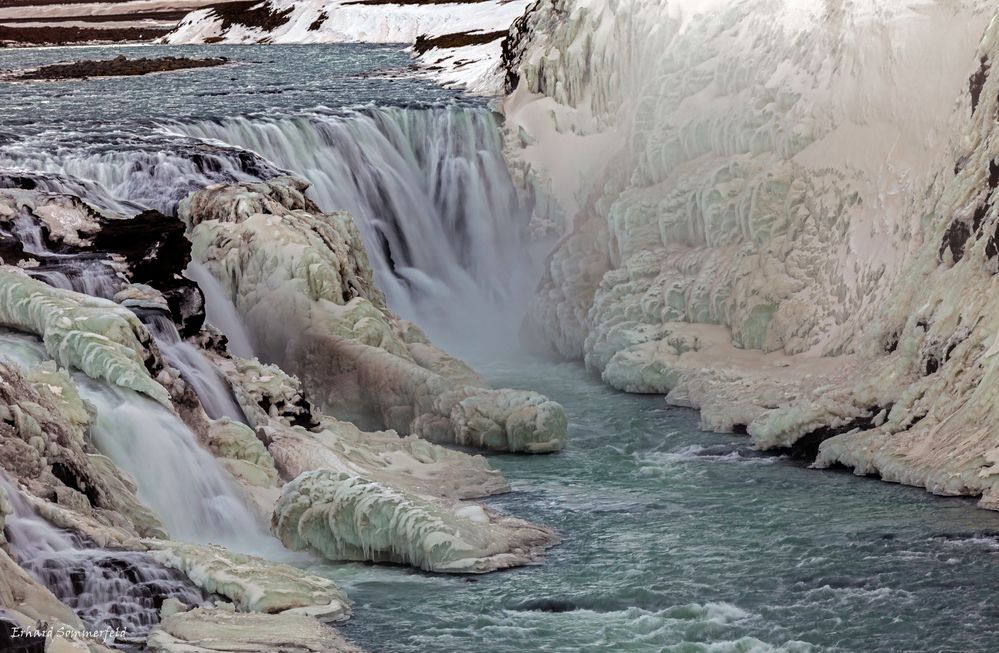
xmin=272 ymin=469 xmax=556 ymax=573
xmin=180 ymin=177 xmax=567 ymax=453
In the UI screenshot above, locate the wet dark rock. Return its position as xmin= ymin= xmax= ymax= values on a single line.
xmin=93 ymin=210 xmax=205 ymax=337
xmin=971 ymin=56 xmax=991 ymax=115
xmin=15 ymin=55 xmax=229 ymax=81
xmin=0 ymin=619 xmax=45 ymax=653
xmin=777 ymin=409 xmax=885 ymax=461
xmin=939 ymin=217 xmax=972 ymax=263
xmin=513 ymin=598 xmax=579 ymax=613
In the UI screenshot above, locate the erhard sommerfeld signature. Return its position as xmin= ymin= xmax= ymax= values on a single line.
xmin=11 ymin=625 xmax=128 ymax=642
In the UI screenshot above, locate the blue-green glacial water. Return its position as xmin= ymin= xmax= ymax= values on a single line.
xmin=5 ymin=43 xmax=999 ymax=653
xmin=321 ymin=357 xmax=999 ymax=653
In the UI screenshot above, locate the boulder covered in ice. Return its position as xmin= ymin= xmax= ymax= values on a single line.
xmin=180 ymin=178 xmax=566 ymax=453
xmin=144 ymin=540 xmax=349 ymax=620
xmin=273 ymin=469 xmax=557 ymax=573
xmin=147 ymin=603 xmax=363 ymax=653
xmin=0 ymin=268 xmax=170 ymax=405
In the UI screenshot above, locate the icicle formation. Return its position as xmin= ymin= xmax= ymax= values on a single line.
xmin=273 ymin=470 xmax=557 ymax=573
xmin=172 ymin=105 xmax=540 ymax=353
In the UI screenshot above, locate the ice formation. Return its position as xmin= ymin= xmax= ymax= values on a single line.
xmin=163 ymin=0 xmax=533 ymax=93
xmin=503 ymin=0 xmax=999 ymax=506
xmin=180 ymin=177 xmax=567 ymax=453
xmin=273 ymin=469 xmax=556 ymax=573
xmin=147 ymin=603 xmax=363 ymax=653
xmin=0 ymin=268 xmax=169 ymax=405
xmin=143 ymin=541 xmax=349 ymax=620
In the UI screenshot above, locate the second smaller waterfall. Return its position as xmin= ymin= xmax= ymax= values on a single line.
xmin=0 ymin=473 xmax=204 ymax=645
xmin=143 ymin=313 xmax=247 ymax=423
xmin=77 ymin=379 xmax=268 ymax=552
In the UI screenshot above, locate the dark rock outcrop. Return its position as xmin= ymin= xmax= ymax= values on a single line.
xmin=14 ymin=55 xmax=228 ymax=81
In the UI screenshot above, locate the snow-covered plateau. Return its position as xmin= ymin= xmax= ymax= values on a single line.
xmin=164 ymin=0 xmax=533 ymax=93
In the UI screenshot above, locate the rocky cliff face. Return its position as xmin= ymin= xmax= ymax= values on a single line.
xmin=504 ymin=0 xmax=999 ymax=505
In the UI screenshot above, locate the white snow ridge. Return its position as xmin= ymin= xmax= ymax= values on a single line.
xmin=164 ymin=0 xmax=532 ymax=94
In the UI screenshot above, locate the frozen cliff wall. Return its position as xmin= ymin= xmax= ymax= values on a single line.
xmin=508 ymin=0 xmax=996 ymax=362
xmin=164 ymin=0 xmax=533 ymax=93
xmin=504 ymin=1 xmax=999 ymax=505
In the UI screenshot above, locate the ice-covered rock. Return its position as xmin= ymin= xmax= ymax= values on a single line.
xmin=0 ymin=268 xmax=169 ymax=404
xmin=502 ymin=0 xmax=999 ymax=505
xmin=143 ymin=541 xmax=349 ymax=620
xmin=264 ymin=418 xmax=509 ymax=500
xmin=273 ymin=469 xmax=557 ymax=573
xmin=180 ymin=178 xmax=566 ymax=453
xmin=0 ymin=353 xmax=166 ymax=539
xmin=147 ymin=603 xmax=364 ymax=653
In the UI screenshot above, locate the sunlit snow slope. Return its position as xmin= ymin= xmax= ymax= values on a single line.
xmin=164 ymin=0 xmax=531 ymax=93
xmin=505 ymin=0 xmax=999 ymax=506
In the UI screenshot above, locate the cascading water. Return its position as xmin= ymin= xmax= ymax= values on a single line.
xmin=0 ymin=214 xmax=126 ymax=299
xmin=142 ymin=313 xmax=247 ymax=423
xmin=170 ymin=106 xmax=544 ymax=354
xmin=184 ymin=262 xmax=256 ymax=359
xmin=76 ymin=379 xmax=270 ymax=553
xmin=0 ymin=140 xmax=281 ymax=216
xmin=0 ymin=472 xmax=205 ymax=646
xmin=0 ymin=328 xmax=273 ymax=557
xmin=27 ymin=263 xmax=123 ymax=300
xmin=3 ymin=101 xmax=544 ymax=355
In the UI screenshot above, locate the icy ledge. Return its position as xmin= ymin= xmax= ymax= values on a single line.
xmin=274 ymin=469 xmax=557 ymax=573
xmin=179 ymin=177 xmax=567 ymax=454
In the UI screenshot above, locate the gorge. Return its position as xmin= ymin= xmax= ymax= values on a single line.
xmin=3 ymin=1 xmax=999 ymax=652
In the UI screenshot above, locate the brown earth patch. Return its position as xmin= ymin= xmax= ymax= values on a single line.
xmin=206 ymin=0 xmax=293 ymax=32
xmin=413 ymin=29 xmax=506 ymax=54
xmin=0 ymin=24 xmax=169 ymax=44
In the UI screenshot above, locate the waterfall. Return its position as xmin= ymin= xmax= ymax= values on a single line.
xmin=0 ymin=472 xmax=204 ymax=643
xmin=0 ymin=141 xmax=281 ymax=216
xmin=143 ymin=313 xmax=248 ymax=423
xmin=184 ymin=262 xmax=257 ymax=359
xmin=76 ymin=378 xmax=270 ymax=552
xmin=3 ymin=105 xmax=545 ymax=354
xmin=28 ymin=263 xmax=123 ymax=300
xmin=170 ymin=106 xmax=543 ymax=354
xmin=0 ymin=326 xmax=272 ymax=556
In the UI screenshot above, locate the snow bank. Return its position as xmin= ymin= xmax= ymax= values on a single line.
xmin=164 ymin=0 xmax=533 ymax=93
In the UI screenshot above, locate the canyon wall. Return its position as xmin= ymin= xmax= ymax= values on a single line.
xmin=505 ymin=0 xmax=999 ymax=505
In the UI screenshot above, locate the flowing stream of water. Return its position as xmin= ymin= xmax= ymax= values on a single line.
xmin=0 ymin=471 xmax=204 ymax=645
